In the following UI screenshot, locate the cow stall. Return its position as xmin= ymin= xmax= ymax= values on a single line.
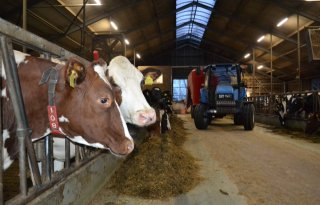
xmin=0 ymin=18 xmax=125 ymax=205
xmin=248 ymin=91 xmax=320 ymax=134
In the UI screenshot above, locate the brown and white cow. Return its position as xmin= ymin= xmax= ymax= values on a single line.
xmin=107 ymin=56 xmax=156 ymax=127
xmin=1 ymin=50 xmax=134 ymax=170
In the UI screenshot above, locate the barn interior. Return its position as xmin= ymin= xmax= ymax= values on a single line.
xmin=1 ymin=0 xmax=320 ymax=205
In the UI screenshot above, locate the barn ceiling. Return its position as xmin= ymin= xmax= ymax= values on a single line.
xmin=0 ymin=0 xmax=319 ymax=83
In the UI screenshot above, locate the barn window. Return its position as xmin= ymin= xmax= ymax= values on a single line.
xmin=176 ymin=0 xmax=216 ymax=45
xmin=173 ymin=79 xmax=188 ymax=101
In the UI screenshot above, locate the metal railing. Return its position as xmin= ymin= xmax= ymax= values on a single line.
xmin=0 ymin=18 xmax=100 ymax=205
xmin=249 ymin=90 xmax=320 ymax=120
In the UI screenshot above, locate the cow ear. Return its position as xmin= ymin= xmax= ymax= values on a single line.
xmin=105 ymin=69 xmax=109 ymax=79
xmin=66 ymin=59 xmax=86 ymax=88
xmin=113 ymin=85 xmax=122 ymax=106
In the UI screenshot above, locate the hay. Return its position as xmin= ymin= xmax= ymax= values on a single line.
xmin=109 ymin=115 xmax=201 ymax=199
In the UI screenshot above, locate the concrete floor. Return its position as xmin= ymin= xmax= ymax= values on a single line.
xmin=89 ymin=115 xmax=320 ymax=205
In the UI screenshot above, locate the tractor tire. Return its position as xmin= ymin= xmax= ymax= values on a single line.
xmin=207 ymin=114 xmax=213 ymax=124
xmin=234 ymin=113 xmax=242 ymax=125
xmin=243 ymin=104 xmax=255 ymax=130
xmin=191 ymin=105 xmax=195 ymax=118
xmin=194 ymin=104 xmax=209 ymax=130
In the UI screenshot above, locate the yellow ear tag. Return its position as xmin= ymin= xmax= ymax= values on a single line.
xmin=145 ymin=75 xmax=154 ymax=85
xmin=69 ymin=70 xmax=77 ymax=88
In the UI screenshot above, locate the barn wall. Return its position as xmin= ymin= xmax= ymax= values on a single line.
xmin=287 ymin=79 xmax=312 ymax=91
xmin=138 ymin=66 xmax=172 ymax=92
xmin=143 ymin=45 xmax=232 ymax=66
xmin=28 ymin=153 xmax=123 ymax=205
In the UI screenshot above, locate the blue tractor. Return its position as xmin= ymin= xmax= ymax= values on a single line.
xmin=194 ymin=64 xmax=255 ymax=130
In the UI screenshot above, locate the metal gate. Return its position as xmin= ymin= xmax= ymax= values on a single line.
xmin=0 ymin=18 xmax=101 ymax=205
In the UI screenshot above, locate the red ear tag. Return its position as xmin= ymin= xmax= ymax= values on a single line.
xmin=47 ymin=106 xmax=62 ymax=135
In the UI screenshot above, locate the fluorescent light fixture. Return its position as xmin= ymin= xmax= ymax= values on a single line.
xmin=257 ymin=35 xmax=265 ymax=42
xmin=257 ymin=65 xmax=263 ymax=69
xmin=110 ymin=21 xmax=118 ymax=30
xmin=125 ymin=39 xmax=130 ymax=45
xmin=136 ymin=53 xmax=141 ymax=59
xmin=94 ymin=0 xmax=101 ymax=5
xmin=277 ymin=17 xmax=288 ymax=27
xmin=244 ymin=53 xmax=251 ymax=58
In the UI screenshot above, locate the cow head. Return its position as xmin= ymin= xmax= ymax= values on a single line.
xmin=107 ymin=56 xmax=156 ymax=127
xmin=55 ymin=59 xmax=134 ymax=155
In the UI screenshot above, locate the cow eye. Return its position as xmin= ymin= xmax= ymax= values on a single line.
xmin=100 ymin=98 xmax=109 ymax=104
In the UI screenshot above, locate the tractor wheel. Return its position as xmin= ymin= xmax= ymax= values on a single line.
xmin=194 ymin=104 xmax=209 ymax=130
xmin=191 ymin=105 xmax=195 ymax=118
xmin=243 ymin=104 xmax=255 ymax=130
xmin=207 ymin=114 xmax=213 ymax=124
xmin=234 ymin=113 xmax=242 ymax=125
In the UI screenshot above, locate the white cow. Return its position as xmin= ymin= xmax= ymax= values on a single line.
xmin=107 ymin=56 xmax=156 ymax=127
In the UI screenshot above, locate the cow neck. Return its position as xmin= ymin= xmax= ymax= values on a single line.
xmin=39 ymin=64 xmax=64 ymax=136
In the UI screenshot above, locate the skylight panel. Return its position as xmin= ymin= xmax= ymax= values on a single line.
xmin=176 ymin=0 xmax=216 ymax=45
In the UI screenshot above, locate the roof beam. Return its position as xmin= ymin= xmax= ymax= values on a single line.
xmin=213 ymin=9 xmax=297 ymax=45
xmin=65 ymin=0 xmax=143 ymax=35
xmin=267 ymin=0 xmax=320 ymax=23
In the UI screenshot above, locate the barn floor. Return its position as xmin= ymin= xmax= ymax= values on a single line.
xmin=89 ymin=115 xmax=320 ymax=205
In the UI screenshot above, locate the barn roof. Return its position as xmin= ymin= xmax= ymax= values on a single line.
xmin=0 ymin=0 xmax=319 ymax=84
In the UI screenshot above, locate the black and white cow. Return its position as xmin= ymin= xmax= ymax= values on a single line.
xmin=275 ymin=92 xmax=320 ymax=134
xmin=143 ymin=87 xmax=172 ymax=133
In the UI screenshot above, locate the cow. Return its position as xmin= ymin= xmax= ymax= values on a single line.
xmin=274 ymin=96 xmax=288 ymax=126
xmin=275 ymin=93 xmax=320 ymax=134
xmin=1 ymin=50 xmax=134 ymax=170
xmin=107 ymin=56 xmax=156 ymax=127
xmin=143 ymin=87 xmax=172 ymax=133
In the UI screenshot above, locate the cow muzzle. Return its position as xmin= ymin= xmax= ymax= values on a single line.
xmin=108 ymin=138 xmax=134 ymax=156
xmin=134 ymin=108 xmax=156 ymax=127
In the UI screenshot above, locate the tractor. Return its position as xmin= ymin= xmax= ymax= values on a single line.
xmin=193 ymin=63 xmax=255 ymax=130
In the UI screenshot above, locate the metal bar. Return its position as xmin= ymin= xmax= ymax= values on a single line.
xmin=0 ymin=35 xmax=28 ymax=195
xmin=63 ymin=1 xmax=86 ymax=37
xmin=253 ymin=48 xmax=256 ymax=96
xmin=81 ymin=0 xmax=87 ymax=54
xmin=45 ymin=136 xmax=52 ymax=181
xmin=22 ymin=0 xmax=27 ymax=53
xmin=6 ymin=151 xmax=102 ymax=205
xmin=65 ymin=138 xmax=70 ymax=168
xmin=270 ymin=35 xmax=273 ymax=96
xmin=75 ymin=145 xmax=80 ymax=166
xmin=0 ymin=18 xmax=89 ymax=66
xmin=0 ymin=48 xmax=3 ymax=203
xmin=25 ymin=131 xmax=42 ymax=188
xmin=297 ymin=14 xmax=301 ymax=91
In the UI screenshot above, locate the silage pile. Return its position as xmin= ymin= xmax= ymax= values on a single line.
xmin=109 ymin=115 xmax=201 ymax=199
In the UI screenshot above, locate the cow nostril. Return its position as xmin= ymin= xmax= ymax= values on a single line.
xmin=127 ymin=143 xmax=134 ymax=153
